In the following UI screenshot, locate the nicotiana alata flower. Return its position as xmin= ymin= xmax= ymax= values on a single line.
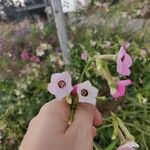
xmin=117 ymin=141 xmax=139 ymax=150
xmin=112 ymin=79 xmax=132 ymax=98
xmin=47 ymin=71 xmax=73 ymax=100
xmin=117 ymin=47 xmax=132 ymax=76
xmin=77 ymin=81 xmax=98 ymax=105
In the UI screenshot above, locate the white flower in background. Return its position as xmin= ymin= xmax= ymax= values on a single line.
xmin=47 ymin=71 xmax=73 ymax=100
xmin=77 ymin=81 xmax=98 ymax=105
xmin=36 ymin=43 xmax=51 ymax=56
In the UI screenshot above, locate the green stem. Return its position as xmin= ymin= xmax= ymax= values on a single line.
xmin=111 ymin=113 xmax=135 ymax=141
xmin=68 ymin=97 xmax=78 ymax=125
xmin=112 ymin=115 xmax=119 ymax=140
xmin=142 ymin=133 xmax=149 ymax=150
xmin=93 ymin=142 xmax=102 ymax=150
xmin=118 ymin=128 xmax=127 ymax=144
xmin=68 ymin=106 xmax=75 ymax=125
xmin=95 ymin=54 xmax=117 ymax=61
xmin=117 ymin=117 xmax=135 ymax=141
xmin=80 ymin=59 xmax=92 ymax=82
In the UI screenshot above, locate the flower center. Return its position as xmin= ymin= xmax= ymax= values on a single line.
xmin=121 ymin=55 xmax=125 ymax=62
xmin=58 ymin=80 xmax=66 ymax=88
xmin=81 ymin=89 xmax=88 ymax=97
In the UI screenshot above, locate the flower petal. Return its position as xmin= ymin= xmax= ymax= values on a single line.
xmin=122 ymin=141 xmax=139 ymax=148
xmin=77 ymin=80 xmax=98 ymax=105
xmin=47 ymin=71 xmax=73 ymax=100
xmin=117 ymin=47 xmax=132 ymax=76
xmin=112 ymin=79 xmax=132 ymax=98
xmin=117 ymin=147 xmax=135 ymax=150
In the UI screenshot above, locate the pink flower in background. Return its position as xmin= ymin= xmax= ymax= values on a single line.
xmin=117 ymin=47 xmax=132 ymax=76
xmin=47 ymin=71 xmax=73 ymax=100
xmin=31 ymin=55 xmax=41 ymax=63
xmin=77 ymin=81 xmax=98 ymax=105
xmin=21 ymin=50 xmax=30 ymax=61
xmin=117 ymin=141 xmax=139 ymax=150
xmin=81 ymin=50 xmax=88 ymax=60
xmin=112 ymin=79 xmax=132 ymax=98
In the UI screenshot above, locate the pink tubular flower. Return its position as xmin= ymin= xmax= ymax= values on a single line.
xmin=47 ymin=71 xmax=73 ymax=100
xmin=117 ymin=141 xmax=139 ymax=150
xmin=112 ymin=79 xmax=132 ymax=98
xmin=81 ymin=51 xmax=88 ymax=61
xmin=77 ymin=81 xmax=98 ymax=105
xmin=31 ymin=55 xmax=41 ymax=63
xmin=21 ymin=50 xmax=30 ymax=61
xmin=117 ymin=47 xmax=132 ymax=76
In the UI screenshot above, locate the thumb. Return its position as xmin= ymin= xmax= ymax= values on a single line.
xmin=38 ymin=99 xmax=70 ymax=133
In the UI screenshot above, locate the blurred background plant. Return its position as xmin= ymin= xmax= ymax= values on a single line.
xmin=0 ymin=0 xmax=150 ymax=150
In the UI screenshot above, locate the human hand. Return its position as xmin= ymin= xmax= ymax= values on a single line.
xmin=20 ymin=100 xmax=102 ymax=150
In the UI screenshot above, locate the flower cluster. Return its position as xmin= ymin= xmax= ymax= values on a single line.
xmin=47 ymin=71 xmax=98 ymax=105
xmin=95 ymin=46 xmax=132 ymax=98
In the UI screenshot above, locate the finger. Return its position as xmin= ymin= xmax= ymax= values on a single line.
xmin=38 ymin=99 xmax=70 ymax=133
xmin=67 ymin=103 xmax=102 ymax=136
xmin=28 ymin=116 xmax=38 ymax=129
xmin=92 ymin=126 xmax=97 ymax=137
xmin=94 ymin=108 xmax=103 ymax=127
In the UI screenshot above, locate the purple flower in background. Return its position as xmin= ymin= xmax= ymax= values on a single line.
xmin=21 ymin=50 xmax=30 ymax=61
xmin=55 ymin=47 xmax=62 ymax=53
xmin=31 ymin=55 xmax=41 ymax=63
